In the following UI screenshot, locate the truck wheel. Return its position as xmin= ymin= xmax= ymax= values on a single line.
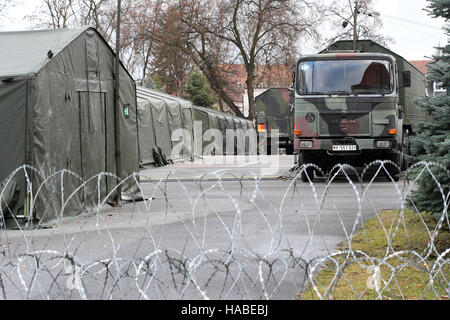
xmin=301 ymin=167 xmax=315 ymax=182
xmin=286 ymin=144 xmax=294 ymax=155
xmin=386 ymin=167 xmax=400 ymax=182
xmin=385 ymin=154 xmax=400 ymax=182
xmin=299 ymin=153 xmax=314 ymax=182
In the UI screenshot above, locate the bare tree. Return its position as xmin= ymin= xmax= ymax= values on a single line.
xmin=320 ymin=0 xmax=393 ymax=49
xmin=26 ymin=0 xmax=78 ymax=29
xmin=121 ymin=0 xmax=163 ymax=84
xmin=180 ymin=0 xmax=319 ymax=120
xmin=27 ymin=0 xmax=144 ymax=74
xmin=179 ymin=1 xmax=246 ymax=117
xmin=118 ymin=0 xmax=192 ymax=94
xmin=0 ymin=0 xmax=13 ymax=15
xmin=150 ymin=4 xmax=194 ymax=96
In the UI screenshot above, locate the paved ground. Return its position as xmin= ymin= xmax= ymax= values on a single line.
xmin=0 ymin=156 xmax=407 ymax=300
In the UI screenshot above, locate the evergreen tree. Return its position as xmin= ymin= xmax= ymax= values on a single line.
xmin=185 ymin=69 xmax=215 ymax=108
xmin=143 ymin=76 xmax=163 ymax=91
xmin=409 ymin=0 xmax=449 ymax=221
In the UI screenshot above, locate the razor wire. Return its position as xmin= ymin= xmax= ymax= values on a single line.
xmin=0 ymin=160 xmax=448 ymax=300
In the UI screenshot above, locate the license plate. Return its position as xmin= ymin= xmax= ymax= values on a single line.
xmin=332 ymin=145 xmax=357 ymax=151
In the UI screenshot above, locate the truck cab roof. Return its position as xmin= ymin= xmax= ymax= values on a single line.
xmin=297 ymin=52 xmax=396 ymax=62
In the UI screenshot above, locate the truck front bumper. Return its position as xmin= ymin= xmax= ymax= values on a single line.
xmin=294 ymin=137 xmax=398 ymax=154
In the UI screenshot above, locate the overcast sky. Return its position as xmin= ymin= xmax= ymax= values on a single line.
xmin=373 ymin=0 xmax=447 ymax=60
xmin=0 ymin=0 xmax=447 ymax=61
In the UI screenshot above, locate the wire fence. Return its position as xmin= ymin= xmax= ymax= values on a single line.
xmin=0 ymin=160 xmax=448 ymax=300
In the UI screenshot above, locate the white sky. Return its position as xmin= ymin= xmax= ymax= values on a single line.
xmin=0 ymin=0 xmax=448 ymax=61
xmin=373 ymin=0 xmax=447 ymax=60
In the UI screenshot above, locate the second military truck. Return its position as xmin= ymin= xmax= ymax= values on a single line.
xmin=255 ymin=87 xmax=295 ymax=154
xmin=294 ymin=40 xmax=427 ymax=181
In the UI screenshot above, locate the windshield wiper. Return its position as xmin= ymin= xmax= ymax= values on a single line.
xmin=326 ymin=91 xmax=352 ymax=96
xmin=301 ymin=91 xmax=358 ymax=96
xmin=300 ymin=92 xmax=327 ymax=95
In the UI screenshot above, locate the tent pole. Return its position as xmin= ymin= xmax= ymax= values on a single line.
xmin=114 ymin=0 xmax=122 ymax=205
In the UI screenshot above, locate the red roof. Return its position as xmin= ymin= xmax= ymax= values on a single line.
xmin=409 ymin=60 xmax=433 ymax=75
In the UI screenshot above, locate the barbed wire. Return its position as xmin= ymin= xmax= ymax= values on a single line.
xmin=0 ymin=161 xmax=448 ymax=300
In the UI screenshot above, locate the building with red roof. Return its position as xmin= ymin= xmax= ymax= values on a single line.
xmin=220 ymin=63 xmax=293 ymax=116
xmin=409 ymin=59 xmax=447 ymax=97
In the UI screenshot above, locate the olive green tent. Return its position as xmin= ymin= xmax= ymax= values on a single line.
xmin=136 ymin=86 xmax=195 ymax=165
xmin=0 ymin=27 xmax=140 ymax=225
xmin=140 ymin=88 xmax=194 ymax=162
xmin=136 ymin=86 xmax=254 ymax=161
xmin=192 ymin=106 xmax=211 ymax=155
xmin=192 ymin=106 xmax=253 ymax=155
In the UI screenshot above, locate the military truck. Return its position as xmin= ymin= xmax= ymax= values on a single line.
xmin=255 ymin=87 xmax=295 ymax=154
xmin=294 ymin=40 xmax=427 ymax=182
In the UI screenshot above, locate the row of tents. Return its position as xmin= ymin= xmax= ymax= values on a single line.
xmin=0 ymin=27 xmax=253 ymax=226
xmin=137 ymin=86 xmax=253 ymax=166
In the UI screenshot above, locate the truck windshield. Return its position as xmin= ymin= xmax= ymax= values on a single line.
xmin=297 ymin=59 xmax=393 ymax=95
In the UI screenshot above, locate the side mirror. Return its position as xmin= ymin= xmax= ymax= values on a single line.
xmin=398 ymin=105 xmax=404 ymax=119
xmin=403 ymin=71 xmax=411 ymax=88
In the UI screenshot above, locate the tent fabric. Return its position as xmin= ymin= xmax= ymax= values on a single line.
xmin=0 ymin=78 xmax=27 ymax=206
xmin=136 ymin=86 xmax=195 ymax=164
xmin=0 ymin=180 xmax=18 ymax=214
xmin=181 ymin=107 xmax=194 ymax=159
xmin=225 ymin=115 xmax=235 ymax=130
xmin=136 ymin=89 xmax=172 ymax=163
xmin=139 ymin=86 xmax=255 ymax=161
xmin=136 ymin=95 xmax=252 ymax=158
xmin=137 ymin=97 xmax=157 ymax=164
xmin=148 ymin=89 xmax=194 ymax=161
xmin=192 ymin=106 xmax=254 ymax=155
xmin=0 ymin=27 xmax=140 ymax=224
xmin=0 ymin=27 xmax=91 ymax=78
xmin=192 ymin=107 xmax=210 ymax=156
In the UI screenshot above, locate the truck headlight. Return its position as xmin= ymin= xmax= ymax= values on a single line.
xmin=300 ymin=141 xmax=314 ymax=148
xmin=376 ymin=140 xmax=391 ymax=149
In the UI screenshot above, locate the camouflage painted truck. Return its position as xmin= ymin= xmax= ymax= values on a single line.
xmin=255 ymin=87 xmax=295 ymax=154
xmin=294 ymin=40 xmax=427 ymax=182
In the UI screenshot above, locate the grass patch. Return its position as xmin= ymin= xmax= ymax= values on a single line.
xmin=300 ymin=210 xmax=449 ymax=300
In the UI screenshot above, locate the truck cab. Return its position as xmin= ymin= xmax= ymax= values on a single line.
xmin=293 ymin=48 xmax=424 ymax=182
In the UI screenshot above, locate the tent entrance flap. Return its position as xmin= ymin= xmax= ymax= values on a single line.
xmin=79 ymin=91 xmax=115 ymax=207
xmin=0 ymin=79 xmax=27 ymax=217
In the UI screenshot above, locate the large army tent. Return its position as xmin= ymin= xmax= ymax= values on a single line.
xmin=136 ymin=94 xmax=162 ymax=165
xmin=136 ymin=86 xmax=195 ymax=165
xmin=136 ymin=85 xmax=254 ymax=162
xmin=143 ymin=88 xmax=194 ymax=162
xmin=192 ymin=106 xmax=254 ymax=155
xmin=0 ymin=27 xmax=140 ymax=225
xmin=193 ymin=106 xmax=220 ymax=155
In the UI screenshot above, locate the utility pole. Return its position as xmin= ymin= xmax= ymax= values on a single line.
xmin=114 ymin=0 xmax=122 ymax=205
xmin=353 ymin=0 xmax=359 ymax=51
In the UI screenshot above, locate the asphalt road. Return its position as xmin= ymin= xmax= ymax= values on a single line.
xmin=0 ymin=156 xmax=408 ymax=300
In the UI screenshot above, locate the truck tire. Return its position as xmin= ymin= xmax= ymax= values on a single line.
xmin=385 ymin=153 xmax=400 ymax=182
xmin=301 ymin=167 xmax=315 ymax=182
xmin=286 ymin=144 xmax=294 ymax=155
xmin=300 ymin=153 xmax=315 ymax=182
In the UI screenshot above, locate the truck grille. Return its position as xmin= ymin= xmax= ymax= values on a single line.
xmin=319 ymin=112 xmax=371 ymax=136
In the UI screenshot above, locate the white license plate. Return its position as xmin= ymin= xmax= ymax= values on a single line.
xmin=332 ymin=145 xmax=357 ymax=151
